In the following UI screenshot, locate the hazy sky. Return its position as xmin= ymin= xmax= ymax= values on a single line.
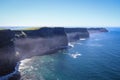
xmin=0 ymin=0 xmax=120 ymax=27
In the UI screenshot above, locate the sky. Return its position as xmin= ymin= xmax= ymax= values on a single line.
xmin=0 ymin=0 xmax=120 ymax=27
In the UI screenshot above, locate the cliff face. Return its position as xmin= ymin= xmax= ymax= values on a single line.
xmin=88 ymin=28 xmax=108 ymax=33
xmin=0 ymin=30 xmax=18 ymax=76
xmin=64 ymin=28 xmax=89 ymax=42
xmin=14 ymin=27 xmax=68 ymax=59
xmin=0 ymin=30 xmax=14 ymax=47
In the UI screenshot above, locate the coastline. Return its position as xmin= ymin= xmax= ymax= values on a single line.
xmin=0 ymin=27 xmax=108 ymax=80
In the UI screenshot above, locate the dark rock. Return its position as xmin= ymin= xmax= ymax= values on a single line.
xmin=0 ymin=30 xmax=14 ymax=48
xmin=9 ymin=72 xmax=21 ymax=80
xmin=0 ymin=30 xmax=18 ymax=76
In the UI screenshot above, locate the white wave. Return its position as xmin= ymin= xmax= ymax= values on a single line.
xmin=68 ymin=43 xmax=74 ymax=48
xmin=19 ymin=58 xmax=32 ymax=70
xmin=70 ymin=52 xmax=82 ymax=59
xmin=80 ymin=38 xmax=86 ymax=40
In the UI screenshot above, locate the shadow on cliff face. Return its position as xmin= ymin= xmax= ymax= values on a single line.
xmin=0 ymin=30 xmax=20 ymax=80
xmin=0 ymin=44 xmax=16 ymax=76
xmin=15 ymin=36 xmax=68 ymax=60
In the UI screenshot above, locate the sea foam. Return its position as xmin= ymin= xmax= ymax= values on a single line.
xmin=68 ymin=43 xmax=74 ymax=48
xmin=69 ymin=52 xmax=82 ymax=59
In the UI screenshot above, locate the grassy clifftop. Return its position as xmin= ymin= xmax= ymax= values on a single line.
xmin=21 ymin=27 xmax=41 ymax=30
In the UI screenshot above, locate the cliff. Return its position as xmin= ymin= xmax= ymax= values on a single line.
xmin=64 ymin=28 xmax=89 ymax=42
xmin=0 ymin=27 xmax=68 ymax=79
xmin=0 ymin=30 xmax=14 ymax=47
xmin=0 ymin=27 xmax=108 ymax=79
xmin=14 ymin=27 xmax=68 ymax=59
xmin=0 ymin=30 xmax=18 ymax=76
xmin=14 ymin=27 xmax=66 ymax=38
xmin=88 ymin=28 xmax=108 ymax=33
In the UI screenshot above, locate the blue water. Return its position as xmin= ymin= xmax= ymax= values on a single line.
xmin=19 ymin=28 xmax=120 ymax=80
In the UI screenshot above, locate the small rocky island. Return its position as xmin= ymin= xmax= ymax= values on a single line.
xmin=0 ymin=27 xmax=108 ymax=80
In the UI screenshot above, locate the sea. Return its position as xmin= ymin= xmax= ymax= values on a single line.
xmin=1 ymin=27 xmax=120 ymax=80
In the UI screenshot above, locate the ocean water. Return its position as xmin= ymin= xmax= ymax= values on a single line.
xmin=19 ymin=28 xmax=120 ymax=80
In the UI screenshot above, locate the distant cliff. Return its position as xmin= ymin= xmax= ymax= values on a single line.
xmin=88 ymin=28 xmax=108 ymax=33
xmin=64 ymin=28 xmax=89 ymax=42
